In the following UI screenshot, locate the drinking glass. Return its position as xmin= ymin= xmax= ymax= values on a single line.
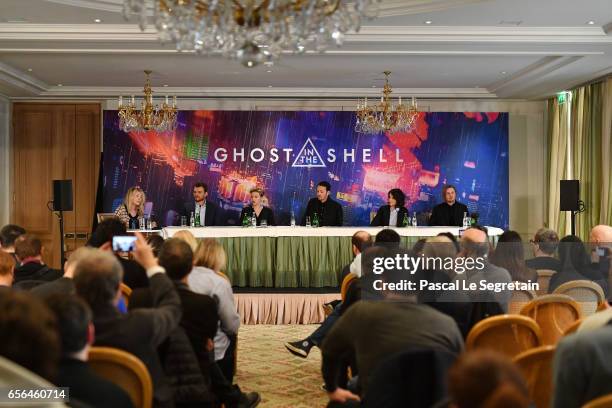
xmin=260 ymin=220 xmax=268 ymax=227
xmin=139 ymin=217 xmax=146 ymax=230
xmin=180 ymin=216 xmax=187 ymax=227
xmin=305 ymin=216 xmax=311 ymax=227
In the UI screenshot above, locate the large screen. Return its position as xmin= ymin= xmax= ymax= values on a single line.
xmin=103 ymin=110 xmax=509 ymax=228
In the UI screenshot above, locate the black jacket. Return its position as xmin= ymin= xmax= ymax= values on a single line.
xmin=13 ymin=262 xmax=62 ymax=285
xmin=92 ymin=273 xmax=182 ymax=408
xmin=56 ymin=358 xmax=134 ymax=408
xmin=428 ymin=202 xmax=469 ymax=227
xmin=119 ymin=257 xmax=149 ymax=289
xmin=182 ymin=200 xmax=222 ymax=226
xmin=239 ymin=206 xmax=276 ymax=226
xmin=301 ymin=197 xmax=343 ymax=226
xmin=370 ymin=205 xmax=409 ymax=227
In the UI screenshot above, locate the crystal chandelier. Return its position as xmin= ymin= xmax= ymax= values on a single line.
xmin=355 ymin=71 xmax=419 ymax=134
xmin=122 ymin=0 xmax=380 ymax=67
xmin=118 ymin=70 xmax=178 ymax=133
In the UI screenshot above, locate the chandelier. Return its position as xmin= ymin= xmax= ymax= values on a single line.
xmin=122 ymin=0 xmax=380 ymax=67
xmin=118 ymin=70 xmax=178 ymax=133
xmin=355 ymin=71 xmax=419 ymax=134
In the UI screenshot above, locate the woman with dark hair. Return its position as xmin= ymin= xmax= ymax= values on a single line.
xmin=490 ymin=230 xmax=537 ymax=283
xmin=370 ymin=188 xmax=409 ymax=227
xmin=549 ymin=235 xmax=607 ymax=294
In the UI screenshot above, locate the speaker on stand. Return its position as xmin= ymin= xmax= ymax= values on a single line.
xmin=49 ymin=180 xmax=73 ymax=273
xmin=560 ymin=180 xmax=585 ymax=236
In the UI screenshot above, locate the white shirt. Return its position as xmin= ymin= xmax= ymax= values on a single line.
xmin=187 ymin=266 xmax=240 ymax=361
xmin=349 ymin=253 xmax=362 ymax=277
xmin=195 ymin=202 xmax=206 ymax=226
xmin=389 ymin=208 xmax=399 ymax=227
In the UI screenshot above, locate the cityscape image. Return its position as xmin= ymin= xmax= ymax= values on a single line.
xmin=102 ymin=110 xmax=509 ymax=228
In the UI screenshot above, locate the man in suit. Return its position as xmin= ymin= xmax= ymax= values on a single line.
xmin=525 ymin=228 xmax=562 ymax=272
xmin=428 ymin=184 xmax=469 ymax=227
xmin=301 ymin=181 xmax=343 ymax=226
xmin=74 ymin=234 xmax=181 ymax=408
xmin=183 ymin=182 xmax=222 ymax=226
xmin=46 ymin=294 xmax=134 ymax=408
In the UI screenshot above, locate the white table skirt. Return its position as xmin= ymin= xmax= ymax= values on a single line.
xmin=162 ymin=225 xmax=503 ymax=239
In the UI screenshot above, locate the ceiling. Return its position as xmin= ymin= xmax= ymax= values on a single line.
xmin=0 ymin=0 xmax=611 ymax=100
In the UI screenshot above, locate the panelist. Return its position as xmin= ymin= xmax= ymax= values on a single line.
xmin=114 ymin=186 xmax=145 ymax=229
xmin=370 ymin=188 xmax=409 ymax=227
xmin=302 ymin=181 xmax=343 ymax=226
xmin=182 ymin=182 xmax=221 ymax=226
xmin=428 ymin=184 xmax=468 ymax=226
xmin=239 ymin=188 xmax=275 ymax=226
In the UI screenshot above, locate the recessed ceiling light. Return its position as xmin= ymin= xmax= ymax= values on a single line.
xmin=27 ymin=68 xmax=32 ymax=72
xmin=266 ymin=70 xmax=272 ymax=73
xmin=94 ymin=18 xmax=102 ymax=23
xmin=500 ymin=71 xmax=507 ymax=75
xmin=424 ymin=20 xmax=432 ymax=25
xmin=371 ymin=85 xmax=376 ymax=88
xmin=57 ymin=84 xmax=63 ymax=87
xmin=587 ymin=20 xmax=595 ymax=25
xmin=267 ymin=85 xmax=273 ymax=88
xmin=163 ymin=84 xmax=168 ymax=87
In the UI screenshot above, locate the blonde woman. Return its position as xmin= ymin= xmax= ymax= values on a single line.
xmin=188 ymin=238 xmax=240 ymax=382
xmin=114 ymin=187 xmax=145 ymax=229
xmin=239 ymin=188 xmax=275 ymax=226
xmin=172 ymin=230 xmax=198 ymax=252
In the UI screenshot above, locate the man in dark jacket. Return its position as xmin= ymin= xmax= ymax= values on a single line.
xmin=428 ymin=184 xmax=469 ymax=227
xmin=301 ymin=181 xmax=343 ymax=226
xmin=13 ymin=234 xmax=61 ymax=285
xmin=182 ymin=182 xmax=222 ymax=226
xmin=46 ymin=294 xmax=134 ymax=408
xmin=74 ymin=233 xmax=181 ymax=408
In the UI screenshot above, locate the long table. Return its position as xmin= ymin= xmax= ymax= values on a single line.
xmin=162 ymin=226 xmax=503 ymax=288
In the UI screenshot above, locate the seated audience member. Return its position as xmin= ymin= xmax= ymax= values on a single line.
xmin=156 ymin=238 xmax=260 ymax=408
xmin=490 ymin=230 xmax=537 ymax=283
xmin=146 ymin=234 xmax=165 ymax=258
xmin=437 ymin=232 xmax=460 ymax=253
xmin=0 ymin=224 xmax=26 ymax=263
xmin=46 ymin=294 xmax=134 ymax=408
xmin=374 ymin=228 xmax=401 ymax=246
xmin=13 ymin=234 xmax=62 ymax=285
xmin=549 ymin=235 xmax=607 ymax=294
xmin=553 ymin=324 xmax=612 ymax=407
xmin=189 ymin=238 xmax=241 ymax=383
xmin=0 ymin=291 xmax=60 ymax=381
xmin=285 ymin=231 xmax=372 ymax=358
xmin=589 ymin=225 xmax=612 ymax=284
xmin=31 ymin=246 xmax=95 ymax=298
xmin=447 ymin=351 xmax=530 ymax=408
xmin=239 ymin=188 xmax=275 ymax=226
xmin=525 ymin=228 xmax=562 ymax=272
xmin=454 ymin=226 xmax=512 ymax=312
xmin=370 ymin=188 xmax=409 ymax=227
xmin=0 ymin=251 xmax=15 ymax=289
xmin=88 ymin=218 xmax=148 ymax=289
xmin=412 ymin=238 xmax=427 ymax=256
xmin=74 ymin=235 xmax=181 ymax=408
xmin=114 ymin=186 xmax=146 ymax=230
xmin=173 ymin=229 xmax=199 ymax=252
xmin=321 ymin=251 xmax=464 ymax=403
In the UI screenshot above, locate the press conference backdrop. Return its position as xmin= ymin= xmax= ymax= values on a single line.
xmin=102 ymin=110 xmax=509 ymax=228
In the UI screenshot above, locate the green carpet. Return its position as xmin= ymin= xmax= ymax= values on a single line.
xmin=235 ymin=324 xmax=328 ymax=407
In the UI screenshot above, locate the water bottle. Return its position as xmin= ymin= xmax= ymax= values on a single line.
xmin=242 ymin=213 xmax=250 ymax=227
xmin=190 ymin=211 xmax=195 ymax=227
xmin=290 ymin=211 xmax=296 ymax=227
xmin=251 ymin=212 xmax=257 ymax=227
xmin=402 ymin=213 xmax=409 ymax=227
xmin=195 ymin=210 xmax=201 ymax=227
xmin=462 ymin=212 xmax=470 ymax=228
xmin=411 ymin=212 xmax=417 ymax=227
xmin=312 ymin=212 xmax=319 ymax=227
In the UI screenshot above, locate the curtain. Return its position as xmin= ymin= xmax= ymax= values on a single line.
xmin=601 ymin=78 xmax=612 ymax=225
xmin=546 ymin=97 xmax=570 ymax=235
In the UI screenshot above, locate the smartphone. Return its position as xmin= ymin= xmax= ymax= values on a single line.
xmin=112 ymin=235 xmax=137 ymax=252
xmin=596 ymin=247 xmax=609 ymax=257
xmin=458 ymin=228 xmax=466 ymax=237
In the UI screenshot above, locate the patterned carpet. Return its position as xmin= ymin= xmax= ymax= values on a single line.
xmin=235 ymin=325 xmax=328 ymax=408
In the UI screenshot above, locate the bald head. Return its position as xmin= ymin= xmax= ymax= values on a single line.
xmin=351 ymin=231 xmax=373 ymax=255
xmin=590 ymin=225 xmax=612 ymax=245
xmin=460 ymin=227 xmax=489 ymax=258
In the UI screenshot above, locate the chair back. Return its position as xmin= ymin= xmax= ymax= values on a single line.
xmin=536 ymin=269 xmax=556 ymax=295
xmin=509 ymin=288 xmax=538 ymax=314
xmin=583 ymin=393 xmax=612 ymax=408
xmin=89 ymin=347 xmax=153 ymax=408
xmin=120 ymin=283 xmax=132 ymax=306
xmin=520 ymin=294 xmax=582 ymax=345
xmin=513 ymin=345 xmax=556 ymax=408
xmin=563 ymin=318 xmax=583 ymax=336
xmin=341 ymin=273 xmax=357 ymax=302
xmin=97 ymin=213 xmax=117 ymax=223
xmin=553 ymin=280 xmax=605 ymax=316
xmin=466 ymin=314 xmax=542 ymax=358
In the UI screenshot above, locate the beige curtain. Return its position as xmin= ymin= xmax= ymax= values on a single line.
xmin=601 ymin=78 xmax=612 ymax=225
xmin=546 ymin=97 xmax=570 ymax=235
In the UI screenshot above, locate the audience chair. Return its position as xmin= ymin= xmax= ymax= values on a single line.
xmin=466 ymin=314 xmax=542 ymax=358
xmin=583 ymin=393 xmax=612 ymax=408
xmin=536 ymin=269 xmax=556 ymax=295
xmin=340 ymin=273 xmax=356 ymax=302
xmin=120 ymin=283 xmax=132 ymax=307
xmin=513 ymin=345 xmax=556 ymax=408
xmin=89 ymin=347 xmax=153 ymax=408
xmin=520 ymin=294 xmax=582 ymax=345
xmin=96 ymin=213 xmax=117 ymax=223
xmin=509 ymin=288 xmax=538 ymax=314
xmin=562 ymin=318 xmax=583 ymax=336
xmin=553 ymin=280 xmax=605 ymax=316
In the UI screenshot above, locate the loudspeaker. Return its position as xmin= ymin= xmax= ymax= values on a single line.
xmin=560 ymin=180 xmax=579 ymax=211
xmin=53 ymin=180 xmax=73 ymax=211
